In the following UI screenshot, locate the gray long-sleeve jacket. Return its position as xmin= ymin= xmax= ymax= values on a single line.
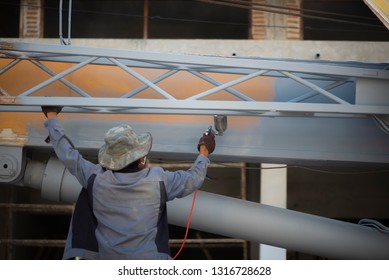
xmin=44 ymin=118 xmax=210 ymax=259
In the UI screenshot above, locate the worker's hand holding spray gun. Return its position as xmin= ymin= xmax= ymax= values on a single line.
xmin=197 ymin=115 xmax=227 ymax=155
xmin=197 ymin=125 xmax=216 ymax=155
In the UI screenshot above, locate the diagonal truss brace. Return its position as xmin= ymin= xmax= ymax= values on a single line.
xmin=19 ymin=56 xmax=98 ymax=97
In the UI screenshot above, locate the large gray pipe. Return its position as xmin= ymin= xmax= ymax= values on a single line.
xmin=23 ymin=158 xmax=389 ymax=259
xmin=168 ymin=191 xmax=389 ymax=259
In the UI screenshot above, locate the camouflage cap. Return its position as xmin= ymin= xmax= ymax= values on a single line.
xmin=98 ymin=124 xmax=152 ymax=171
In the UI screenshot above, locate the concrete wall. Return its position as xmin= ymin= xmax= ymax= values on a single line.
xmin=3 ymin=38 xmax=389 ymax=63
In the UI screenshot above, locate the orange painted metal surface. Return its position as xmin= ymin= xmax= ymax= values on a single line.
xmin=0 ymin=59 xmax=275 ymax=146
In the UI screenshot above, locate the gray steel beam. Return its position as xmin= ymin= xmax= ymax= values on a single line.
xmin=1 ymin=41 xmax=388 ymax=79
xmin=1 ymin=96 xmax=388 ymax=117
xmin=0 ymin=41 xmax=388 ymax=120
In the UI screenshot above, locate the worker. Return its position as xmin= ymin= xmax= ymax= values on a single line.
xmin=41 ymin=106 xmax=215 ymax=260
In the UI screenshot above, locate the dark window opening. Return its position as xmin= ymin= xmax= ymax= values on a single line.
xmin=44 ymin=0 xmax=144 ymax=39
xmin=148 ymin=0 xmax=249 ymax=39
xmin=0 ymin=1 xmax=20 ymax=38
xmin=303 ymin=0 xmax=389 ymax=41
xmin=43 ymin=0 xmax=249 ymax=39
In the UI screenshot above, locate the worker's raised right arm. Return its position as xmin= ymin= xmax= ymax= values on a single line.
xmin=163 ymin=132 xmax=215 ymax=200
xmin=163 ymin=154 xmax=210 ymax=200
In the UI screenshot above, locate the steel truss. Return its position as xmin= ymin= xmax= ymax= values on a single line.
xmin=0 ymin=41 xmax=388 ymax=119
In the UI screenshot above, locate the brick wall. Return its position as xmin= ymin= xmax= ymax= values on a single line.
xmin=286 ymin=0 xmax=302 ymax=40
xmin=250 ymin=0 xmax=267 ymax=40
xmin=19 ymin=0 xmax=43 ymax=38
xmin=251 ymin=0 xmax=302 ymax=40
xmin=17 ymin=0 xmax=302 ymax=40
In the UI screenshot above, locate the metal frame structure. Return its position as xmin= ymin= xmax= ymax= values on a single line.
xmin=0 ymin=41 xmax=388 ymax=119
xmin=1 ymin=41 xmax=389 ymax=260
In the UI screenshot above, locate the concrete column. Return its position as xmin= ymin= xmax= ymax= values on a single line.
xmin=265 ymin=0 xmax=287 ymax=40
xmin=259 ymin=163 xmax=287 ymax=260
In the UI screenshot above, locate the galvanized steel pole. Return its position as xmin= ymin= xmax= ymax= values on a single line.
xmin=168 ymin=191 xmax=389 ymax=259
xmin=22 ymin=160 xmax=389 ymax=259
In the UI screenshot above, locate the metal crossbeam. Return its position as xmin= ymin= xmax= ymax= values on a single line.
xmin=0 ymin=41 xmax=388 ymax=118
xmin=1 ymin=97 xmax=388 ymax=117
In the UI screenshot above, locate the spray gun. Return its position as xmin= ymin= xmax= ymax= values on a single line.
xmin=204 ymin=125 xmax=214 ymax=136
xmin=204 ymin=115 xmax=227 ymax=136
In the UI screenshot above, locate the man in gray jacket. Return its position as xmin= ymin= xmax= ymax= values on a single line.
xmin=42 ymin=106 xmax=215 ymax=260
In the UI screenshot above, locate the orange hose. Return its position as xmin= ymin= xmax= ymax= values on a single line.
xmin=172 ymin=191 xmax=197 ymax=260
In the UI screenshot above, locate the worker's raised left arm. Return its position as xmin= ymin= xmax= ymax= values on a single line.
xmin=44 ymin=110 xmax=98 ymax=188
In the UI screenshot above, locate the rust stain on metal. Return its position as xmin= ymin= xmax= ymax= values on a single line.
xmin=0 ymin=112 xmax=34 ymax=146
xmin=0 ymin=127 xmax=27 ymax=146
xmin=0 ymin=96 xmax=17 ymax=104
xmin=0 ymin=41 xmax=16 ymax=50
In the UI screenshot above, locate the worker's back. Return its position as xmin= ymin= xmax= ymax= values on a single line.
xmin=92 ymin=167 xmax=171 ymax=259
